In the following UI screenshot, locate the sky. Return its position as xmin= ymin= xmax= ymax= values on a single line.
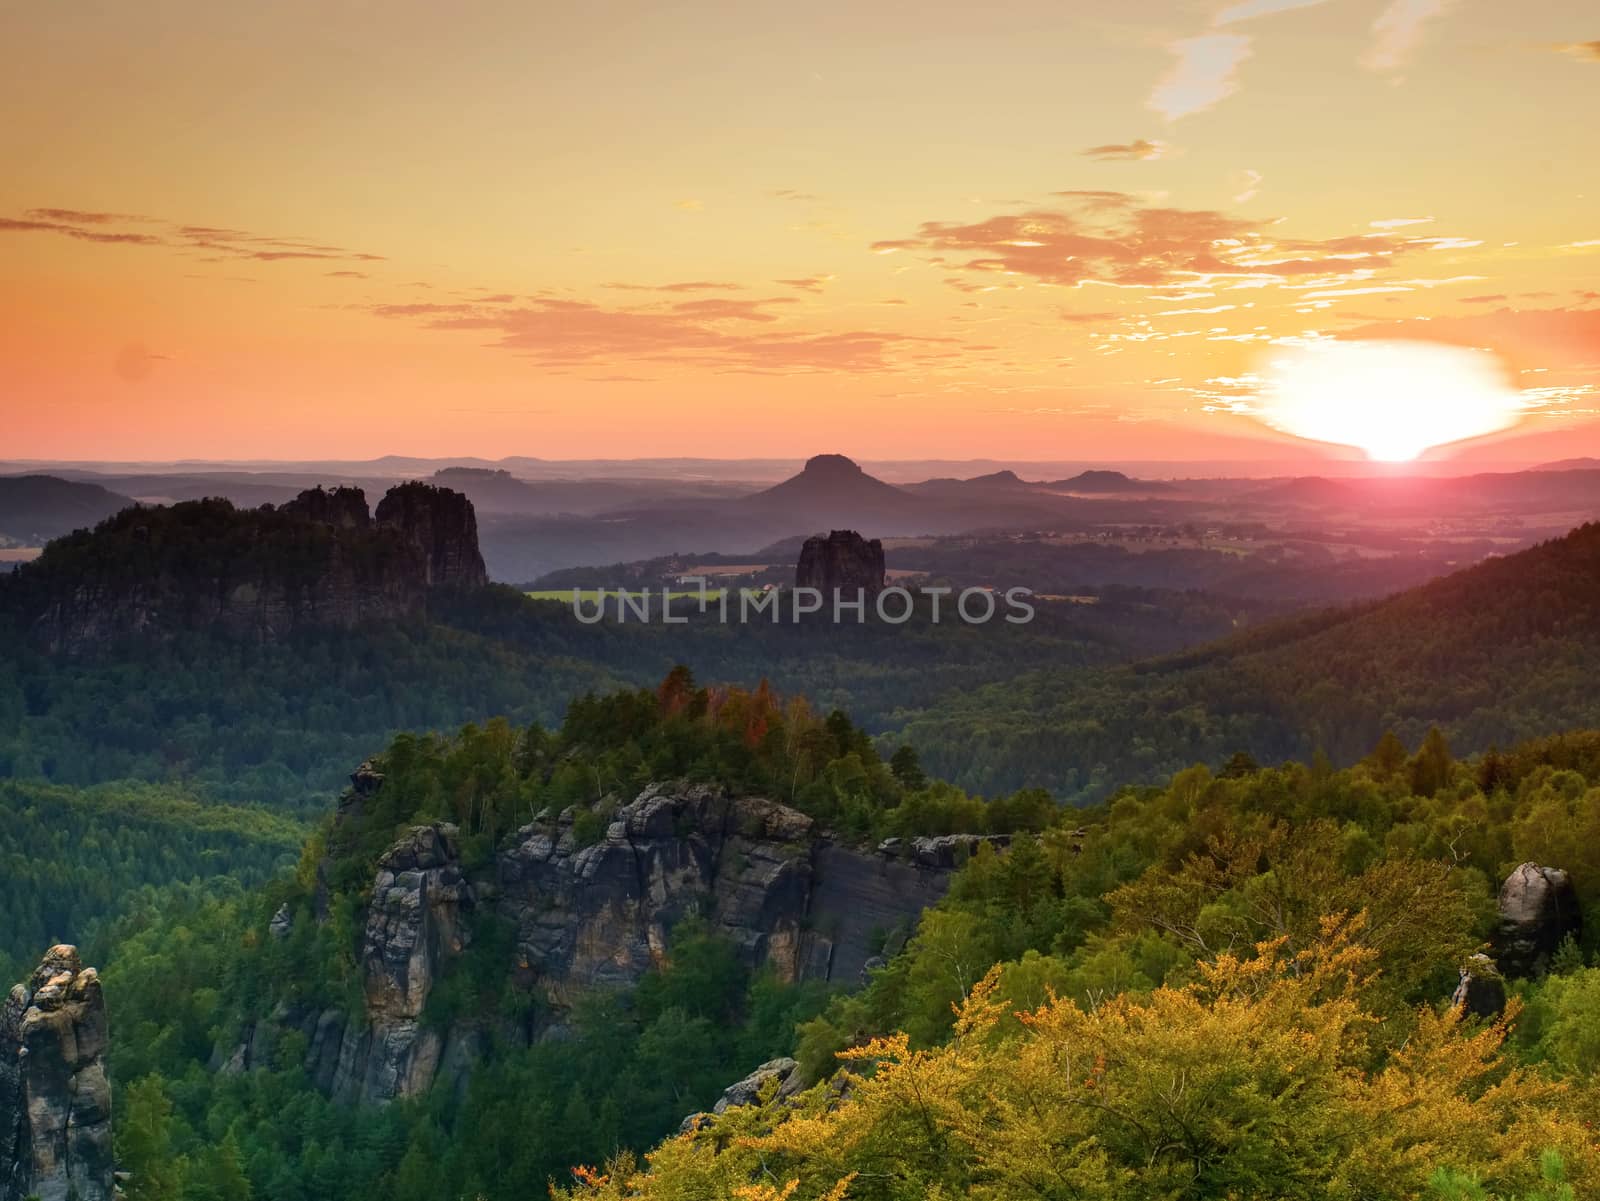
xmin=2 ymin=0 xmax=1596 ymax=462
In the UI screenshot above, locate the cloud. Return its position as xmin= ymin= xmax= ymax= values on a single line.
xmin=1149 ymin=33 xmax=1254 ymax=120
xmin=25 ymin=208 xmax=158 ymax=224
xmin=771 ymin=189 xmax=821 ymax=202
xmin=1363 ymin=0 xmax=1455 ymax=72
xmin=870 ymin=193 xmax=1430 ymax=291
xmin=2 ymin=207 xmax=383 ymax=263
xmin=668 ymin=297 xmax=798 ymax=322
xmin=1371 ymin=216 xmax=1434 ymax=228
xmin=775 ymin=276 xmax=833 ymax=292
xmin=1556 ymin=41 xmax=1600 ymax=62
xmin=1215 ymin=0 xmax=1333 ymax=23
xmin=674 ymin=199 xmax=704 ymax=212
xmin=363 ymin=295 xmax=955 ymax=374
xmin=601 ymin=280 xmax=743 ymax=293
xmin=1081 ymin=139 xmax=1170 ymax=161
xmin=1060 ymin=311 xmax=1120 ymax=324
xmin=1233 ymin=169 xmax=1263 ymax=203
xmin=1459 ymin=294 xmax=1508 ymax=304
xmin=326 ymin=270 xmax=369 ymax=279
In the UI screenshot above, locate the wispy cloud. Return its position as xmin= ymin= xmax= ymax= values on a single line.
xmin=601 ymin=280 xmax=743 ymax=293
xmin=1215 ymin=0 xmax=1332 ymax=24
xmin=363 ymin=295 xmax=957 ymax=374
xmin=1081 ymin=138 xmax=1170 ymax=161
xmin=775 ymin=275 xmax=834 ymax=292
xmin=1555 ymin=41 xmax=1600 ymax=62
xmin=1363 ymin=0 xmax=1455 ymax=72
xmin=1233 ymin=169 xmax=1263 ymax=203
xmin=3 ymin=208 xmax=383 ymax=262
xmin=1149 ymin=34 xmax=1253 ymax=120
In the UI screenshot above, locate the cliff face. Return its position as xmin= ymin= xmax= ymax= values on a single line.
xmin=795 ymin=529 xmax=887 ymax=598
xmin=5 ymin=482 xmax=487 ymax=652
xmin=375 ymin=483 xmax=488 ymax=589
xmin=244 ymin=778 xmax=991 ymax=1106
xmin=0 ymin=946 xmax=113 ymax=1201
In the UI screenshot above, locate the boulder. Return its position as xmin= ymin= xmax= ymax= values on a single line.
xmin=1494 ymin=862 xmax=1581 ymax=978
xmin=0 ymin=946 xmax=113 ymax=1201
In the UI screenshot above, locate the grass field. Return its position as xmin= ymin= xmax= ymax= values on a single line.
xmin=525 ymin=588 xmax=730 ymax=603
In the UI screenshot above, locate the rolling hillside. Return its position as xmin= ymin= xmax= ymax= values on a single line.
xmin=896 ymin=520 xmax=1600 ymax=799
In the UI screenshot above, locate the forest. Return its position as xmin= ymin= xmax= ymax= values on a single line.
xmin=31 ymin=671 xmax=1600 ymax=1201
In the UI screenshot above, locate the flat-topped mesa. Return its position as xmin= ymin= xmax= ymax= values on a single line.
xmin=795 ymin=529 xmax=886 ymax=598
xmin=0 ymin=946 xmax=113 ymax=1201
xmin=375 ymin=482 xmax=489 ymax=589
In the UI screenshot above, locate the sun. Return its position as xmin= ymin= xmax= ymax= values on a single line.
xmin=1253 ymin=339 xmax=1522 ymax=462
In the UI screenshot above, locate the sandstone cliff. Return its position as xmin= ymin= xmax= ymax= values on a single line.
xmin=375 ymin=483 xmax=488 ymax=589
xmin=794 ymin=529 xmax=886 ymax=598
xmin=240 ymin=776 xmax=996 ymax=1106
xmin=4 ymin=482 xmax=487 ymax=652
xmin=0 ymin=946 xmax=113 ymax=1201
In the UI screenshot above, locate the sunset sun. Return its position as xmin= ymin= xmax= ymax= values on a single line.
xmin=1255 ymin=340 xmax=1524 ymax=462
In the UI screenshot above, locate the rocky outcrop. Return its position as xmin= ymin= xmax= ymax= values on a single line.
xmin=0 ymin=946 xmax=113 ymax=1201
xmin=795 ymin=530 xmax=886 ymax=598
xmin=680 ymin=1057 xmax=802 ymax=1132
xmin=375 ymin=483 xmax=488 ymax=589
xmin=279 ymin=485 xmax=372 ymax=529
xmin=247 ymin=780 xmax=976 ymax=1107
xmin=497 ymin=784 xmax=958 ymax=1004
xmin=1450 ymin=954 xmax=1507 ymax=1020
xmin=7 ymin=483 xmax=488 ymax=651
xmin=1494 ymin=862 xmax=1581 ymax=978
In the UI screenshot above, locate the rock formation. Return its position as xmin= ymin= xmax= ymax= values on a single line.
xmin=679 ymin=1057 xmax=803 ymax=1132
xmin=1494 ymin=862 xmax=1581 ymax=977
xmin=0 ymin=946 xmax=113 ymax=1201
xmin=238 ymin=777 xmax=986 ymax=1106
xmin=6 ymin=483 xmax=488 ymax=651
xmin=375 ymin=483 xmax=488 ymax=589
xmin=1450 ymin=954 xmax=1507 ymax=1020
xmin=794 ymin=530 xmax=886 ymax=598
xmin=278 ymin=485 xmax=372 ymax=529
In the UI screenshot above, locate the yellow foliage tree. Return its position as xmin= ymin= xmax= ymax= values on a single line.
xmin=555 ymin=918 xmax=1598 ymax=1201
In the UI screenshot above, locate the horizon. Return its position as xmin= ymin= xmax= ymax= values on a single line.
xmin=5 ymin=1 xmax=1596 ymax=462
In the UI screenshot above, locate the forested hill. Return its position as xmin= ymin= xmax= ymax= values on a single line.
xmin=0 ymin=474 xmax=134 ymax=545
xmin=897 ymin=520 xmax=1600 ymax=799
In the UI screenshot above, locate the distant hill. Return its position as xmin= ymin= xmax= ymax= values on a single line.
xmin=1533 ymin=458 xmax=1600 ymax=473
xmin=1044 ymin=469 xmax=1173 ymax=494
xmin=896 ymin=519 xmax=1600 ymax=800
xmin=905 ymin=469 xmax=1034 ymax=499
xmin=743 ymin=454 xmax=922 ymax=524
xmin=0 ymin=475 xmax=134 ymax=545
xmin=1248 ymin=476 xmax=1363 ymax=507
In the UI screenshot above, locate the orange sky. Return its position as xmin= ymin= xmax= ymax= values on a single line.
xmin=2 ymin=0 xmax=1596 ymax=462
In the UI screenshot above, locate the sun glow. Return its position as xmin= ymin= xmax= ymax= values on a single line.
xmin=1254 ymin=339 xmax=1523 ymax=462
